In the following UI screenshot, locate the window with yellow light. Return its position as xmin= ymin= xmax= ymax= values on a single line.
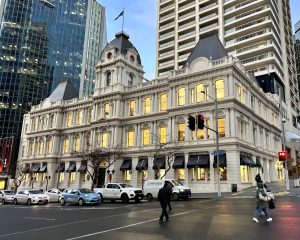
xmin=144 ymin=97 xmax=151 ymax=114
xmin=177 ymin=87 xmax=185 ymax=106
xmin=215 ymin=79 xmax=224 ymax=100
xmin=159 ymin=127 xmax=167 ymax=144
xmin=178 ymin=123 xmax=185 ymax=141
xmin=143 ymin=128 xmax=150 ymax=145
xmin=129 ymin=100 xmax=136 ymax=116
xmin=160 ymin=93 xmax=167 ymax=111
xmin=127 ymin=130 xmax=134 ymax=147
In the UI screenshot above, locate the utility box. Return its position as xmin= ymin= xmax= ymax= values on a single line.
xmin=231 ymin=184 xmax=237 ymax=193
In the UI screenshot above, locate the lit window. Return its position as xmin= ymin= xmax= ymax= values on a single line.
xmin=88 ymin=108 xmax=93 ymax=123
xmin=59 ymin=172 xmax=64 ymax=182
xmin=127 ymin=130 xmax=134 ymax=147
xmin=197 ymin=128 xmax=204 ymax=139
xmin=106 ymin=71 xmax=111 ymax=86
xmin=63 ymin=137 xmax=69 ymax=153
xmin=220 ymin=167 xmax=227 ymax=181
xmin=177 ymin=87 xmax=185 ymax=106
xmin=74 ymin=136 xmax=80 ymax=152
xmin=196 ymin=84 xmax=204 ymax=102
xmin=159 ymin=127 xmax=167 ymax=144
xmin=76 ymin=110 xmax=83 ymax=125
xmin=124 ymin=170 xmax=131 ymax=181
xmin=29 ymin=142 xmax=34 ymax=156
xmin=66 ymin=112 xmax=72 ymax=127
xmin=237 ymin=85 xmax=244 ymax=102
xmin=46 ymin=138 xmax=52 ymax=154
xmin=129 ymin=100 xmax=136 ymax=116
xmin=178 ymin=123 xmax=185 ymax=141
xmin=189 ymin=89 xmax=195 ymax=104
xmin=215 ymin=80 xmax=224 ymax=99
xmin=38 ymin=140 xmax=43 ymax=155
xmin=197 ymin=168 xmax=206 ymax=180
xmin=178 ymin=169 xmax=185 ymax=180
xmin=144 ymin=97 xmax=151 ymax=114
xmin=160 ymin=93 xmax=167 ymax=111
xmin=240 ymin=166 xmax=249 ymax=182
xmin=143 ymin=128 xmax=150 ymax=145
xmin=104 ymin=103 xmax=110 ymax=119
xmin=70 ymin=172 xmax=76 ymax=182
xmin=102 ymin=132 xmax=108 ymax=148
xmin=218 ymin=118 xmax=225 ymax=138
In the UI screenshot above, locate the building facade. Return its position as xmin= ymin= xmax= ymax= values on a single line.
xmin=156 ymin=0 xmax=300 ymax=173
xmin=0 ymin=0 xmax=106 ymax=184
xmin=16 ymin=33 xmax=284 ymax=193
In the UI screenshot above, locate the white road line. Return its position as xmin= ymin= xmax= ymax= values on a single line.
xmin=65 ymin=210 xmax=198 ymax=240
xmin=24 ymin=217 xmax=56 ymax=221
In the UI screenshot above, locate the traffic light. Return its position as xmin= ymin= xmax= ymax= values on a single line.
xmin=187 ymin=115 xmax=196 ymax=131
xmin=197 ymin=115 xmax=205 ymax=129
xmin=278 ymin=151 xmax=287 ymax=161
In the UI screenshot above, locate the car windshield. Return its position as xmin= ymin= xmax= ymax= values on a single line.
xmin=79 ymin=189 xmax=93 ymax=193
xmin=4 ymin=191 xmax=14 ymax=195
xmin=171 ymin=180 xmax=183 ymax=186
xmin=28 ymin=190 xmax=43 ymax=194
xmin=119 ymin=184 xmax=133 ymax=188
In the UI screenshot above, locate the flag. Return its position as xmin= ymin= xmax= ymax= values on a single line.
xmin=114 ymin=10 xmax=124 ymax=21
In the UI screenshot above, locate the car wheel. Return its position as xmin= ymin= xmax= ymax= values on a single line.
xmin=27 ymin=199 xmax=31 ymax=205
xmin=99 ymin=194 xmax=104 ymax=203
xmin=44 ymin=200 xmax=48 ymax=205
xmin=2 ymin=199 xmax=5 ymax=205
xmin=78 ymin=199 xmax=84 ymax=206
xmin=13 ymin=199 xmax=17 ymax=205
xmin=172 ymin=193 xmax=179 ymax=201
xmin=121 ymin=194 xmax=129 ymax=204
xmin=146 ymin=193 xmax=153 ymax=201
xmin=135 ymin=198 xmax=141 ymax=203
xmin=60 ymin=198 xmax=65 ymax=206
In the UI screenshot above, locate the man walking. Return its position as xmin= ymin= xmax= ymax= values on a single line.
xmin=158 ymin=182 xmax=170 ymax=223
xmin=167 ymin=182 xmax=172 ymax=211
xmin=253 ymin=182 xmax=272 ymax=223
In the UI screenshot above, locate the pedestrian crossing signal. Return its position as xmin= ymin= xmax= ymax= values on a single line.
xmin=197 ymin=115 xmax=205 ymax=129
xmin=278 ymin=151 xmax=287 ymax=161
xmin=187 ymin=116 xmax=196 ymax=131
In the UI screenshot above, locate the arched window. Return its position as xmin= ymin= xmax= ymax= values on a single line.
xmin=63 ymin=136 xmax=69 ymax=154
xmin=76 ymin=110 xmax=83 ymax=125
xmin=74 ymin=135 xmax=80 ymax=152
xmin=37 ymin=139 xmax=43 ymax=155
xmin=46 ymin=137 xmax=53 ymax=154
xmin=128 ymin=73 xmax=133 ymax=86
xmin=66 ymin=112 xmax=72 ymax=127
xmin=106 ymin=71 xmax=111 ymax=86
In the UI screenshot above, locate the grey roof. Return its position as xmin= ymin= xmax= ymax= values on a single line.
xmin=102 ymin=32 xmax=141 ymax=64
xmin=48 ymin=80 xmax=78 ymax=102
xmin=184 ymin=35 xmax=228 ymax=67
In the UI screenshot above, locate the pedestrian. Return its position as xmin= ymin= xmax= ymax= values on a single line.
xmin=158 ymin=181 xmax=169 ymax=223
xmin=255 ymin=173 xmax=262 ymax=184
xmin=166 ymin=182 xmax=172 ymax=211
xmin=253 ymin=182 xmax=272 ymax=223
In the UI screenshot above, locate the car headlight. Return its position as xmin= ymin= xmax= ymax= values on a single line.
xmin=179 ymin=189 xmax=184 ymax=192
xmin=130 ymin=190 xmax=135 ymax=193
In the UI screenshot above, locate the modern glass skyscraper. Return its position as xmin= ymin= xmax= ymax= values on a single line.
xmin=0 ymin=0 xmax=106 ymax=177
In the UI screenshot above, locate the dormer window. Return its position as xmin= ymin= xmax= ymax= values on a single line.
xmin=129 ymin=73 xmax=133 ymax=86
xmin=107 ymin=52 xmax=112 ymax=60
xmin=130 ymin=55 xmax=135 ymax=63
xmin=106 ymin=71 xmax=111 ymax=86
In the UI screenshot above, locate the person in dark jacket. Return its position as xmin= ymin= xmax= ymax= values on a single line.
xmin=166 ymin=182 xmax=172 ymax=211
xmin=158 ymin=182 xmax=169 ymax=223
xmin=255 ymin=173 xmax=262 ymax=184
xmin=252 ymin=182 xmax=272 ymax=223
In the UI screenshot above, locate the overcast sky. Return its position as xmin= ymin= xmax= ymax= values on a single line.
xmin=99 ymin=0 xmax=300 ymax=80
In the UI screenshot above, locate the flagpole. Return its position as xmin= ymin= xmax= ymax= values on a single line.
xmin=122 ymin=8 xmax=125 ymax=33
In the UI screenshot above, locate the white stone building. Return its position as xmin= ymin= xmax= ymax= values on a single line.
xmin=17 ymin=33 xmax=284 ymax=193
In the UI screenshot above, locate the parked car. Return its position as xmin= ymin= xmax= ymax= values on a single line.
xmin=143 ymin=179 xmax=191 ymax=201
xmin=0 ymin=190 xmax=15 ymax=204
xmin=13 ymin=189 xmax=49 ymax=205
xmin=94 ymin=183 xmax=144 ymax=203
xmin=60 ymin=188 xmax=101 ymax=206
xmin=44 ymin=188 xmax=63 ymax=203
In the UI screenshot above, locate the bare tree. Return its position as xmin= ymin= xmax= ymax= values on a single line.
xmin=72 ymin=145 xmax=121 ymax=190
xmin=13 ymin=164 xmax=30 ymax=190
xmin=152 ymin=134 xmax=183 ymax=179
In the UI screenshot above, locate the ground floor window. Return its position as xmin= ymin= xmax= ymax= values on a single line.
xmin=176 ymin=168 xmax=185 ymax=180
xmin=142 ymin=170 xmax=148 ymax=180
xmin=59 ymin=173 xmax=64 ymax=182
xmin=155 ymin=169 xmax=165 ymax=179
xmin=25 ymin=174 xmax=29 ymax=183
xmin=190 ymin=168 xmax=210 ymax=181
xmin=41 ymin=173 xmax=46 ymax=183
xmin=240 ymin=166 xmax=250 ymax=182
xmin=220 ymin=167 xmax=227 ymax=181
xmin=0 ymin=180 xmax=5 ymax=189
xmin=124 ymin=170 xmax=132 ymax=181
xmin=32 ymin=173 xmax=39 ymax=181
xmin=69 ymin=172 xmax=76 ymax=182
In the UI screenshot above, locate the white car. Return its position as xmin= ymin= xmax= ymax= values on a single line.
xmin=13 ymin=189 xmax=49 ymax=205
xmin=0 ymin=190 xmax=15 ymax=204
xmin=44 ymin=188 xmax=63 ymax=203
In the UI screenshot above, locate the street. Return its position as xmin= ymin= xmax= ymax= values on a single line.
xmin=0 ymin=190 xmax=300 ymax=240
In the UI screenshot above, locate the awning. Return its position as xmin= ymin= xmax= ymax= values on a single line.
xmin=66 ymin=163 xmax=76 ymax=173
xmin=39 ymin=164 xmax=47 ymax=173
xmin=285 ymin=131 xmax=300 ymax=142
xmin=187 ymin=154 xmax=209 ymax=168
xmin=55 ymin=163 xmax=65 ymax=173
xmin=78 ymin=162 xmax=87 ymax=173
xmin=240 ymin=155 xmax=256 ymax=167
xmin=31 ymin=165 xmax=40 ymax=173
xmin=173 ymin=156 xmax=185 ymax=169
xmin=136 ymin=158 xmax=148 ymax=171
xmin=153 ymin=157 xmax=165 ymax=170
xmin=22 ymin=165 xmax=30 ymax=173
xmin=213 ymin=151 xmax=227 ymax=168
xmin=120 ymin=159 xmax=132 ymax=171
xmin=256 ymin=160 xmax=262 ymax=168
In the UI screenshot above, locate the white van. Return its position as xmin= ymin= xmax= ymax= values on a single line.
xmin=143 ymin=179 xmax=191 ymax=201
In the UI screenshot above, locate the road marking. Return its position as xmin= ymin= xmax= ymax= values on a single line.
xmin=65 ymin=210 xmax=199 ymax=240
xmin=24 ymin=217 xmax=56 ymax=221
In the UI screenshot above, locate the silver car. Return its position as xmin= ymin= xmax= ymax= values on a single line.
xmin=13 ymin=189 xmax=49 ymax=205
xmin=44 ymin=188 xmax=63 ymax=203
xmin=0 ymin=190 xmax=15 ymax=204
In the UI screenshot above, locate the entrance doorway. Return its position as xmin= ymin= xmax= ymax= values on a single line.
xmin=97 ymin=168 xmax=106 ymax=187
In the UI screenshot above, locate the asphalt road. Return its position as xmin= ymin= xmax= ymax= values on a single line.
xmin=0 ymin=196 xmax=299 ymax=240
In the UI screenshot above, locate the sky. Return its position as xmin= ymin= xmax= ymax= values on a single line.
xmin=99 ymin=0 xmax=300 ymax=80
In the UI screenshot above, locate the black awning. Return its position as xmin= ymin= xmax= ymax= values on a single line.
xmin=153 ymin=157 xmax=165 ymax=170
xmin=78 ymin=163 xmax=87 ymax=172
xmin=173 ymin=156 xmax=185 ymax=169
xmin=187 ymin=154 xmax=209 ymax=168
xmin=39 ymin=165 xmax=47 ymax=173
xmin=55 ymin=163 xmax=65 ymax=173
xmin=66 ymin=163 xmax=76 ymax=173
xmin=120 ymin=159 xmax=132 ymax=171
xmin=136 ymin=158 xmax=148 ymax=171
xmin=22 ymin=165 xmax=30 ymax=173
xmin=213 ymin=151 xmax=227 ymax=168
xmin=31 ymin=165 xmax=40 ymax=173
xmin=240 ymin=155 xmax=256 ymax=167
xmin=256 ymin=159 xmax=262 ymax=168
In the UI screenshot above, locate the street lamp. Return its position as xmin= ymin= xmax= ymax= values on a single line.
xmin=201 ymin=89 xmax=221 ymax=197
xmin=45 ymin=176 xmax=51 ymax=191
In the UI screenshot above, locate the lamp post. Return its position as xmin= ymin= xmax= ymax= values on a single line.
xmin=31 ymin=177 xmax=36 ymax=189
xmin=45 ymin=176 xmax=51 ymax=191
xmin=201 ymin=89 xmax=221 ymax=197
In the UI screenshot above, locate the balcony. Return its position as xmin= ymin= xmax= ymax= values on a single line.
xmin=160 ymin=31 xmax=175 ymax=39
xmin=178 ymin=30 xmax=195 ymax=40
xmin=178 ymin=11 xmax=195 ymax=20
xmin=178 ymin=1 xmax=195 ymax=11
xmin=178 ymin=20 xmax=195 ymax=30
xmin=200 ymin=23 xmax=218 ymax=32
xmin=160 ymin=12 xmax=175 ymax=21
xmin=160 ymin=40 xmax=175 ymax=48
xmin=200 ymin=2 xmax=217 ymax=13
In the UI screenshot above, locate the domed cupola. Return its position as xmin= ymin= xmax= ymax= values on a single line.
xmin=94 ymin=32 xmax=144 ymax=95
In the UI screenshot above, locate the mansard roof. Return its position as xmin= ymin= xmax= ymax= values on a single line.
xmin=48 ymin=80 xmax=78 ymax=102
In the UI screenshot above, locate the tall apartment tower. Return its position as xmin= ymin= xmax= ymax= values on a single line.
xmin=0 ymin=0 xmax=106 ymax=178
xmin=295 ymin=20 xmax=300 ymax=99
xmin=156 ymin=0 xmax=299 ymax=117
